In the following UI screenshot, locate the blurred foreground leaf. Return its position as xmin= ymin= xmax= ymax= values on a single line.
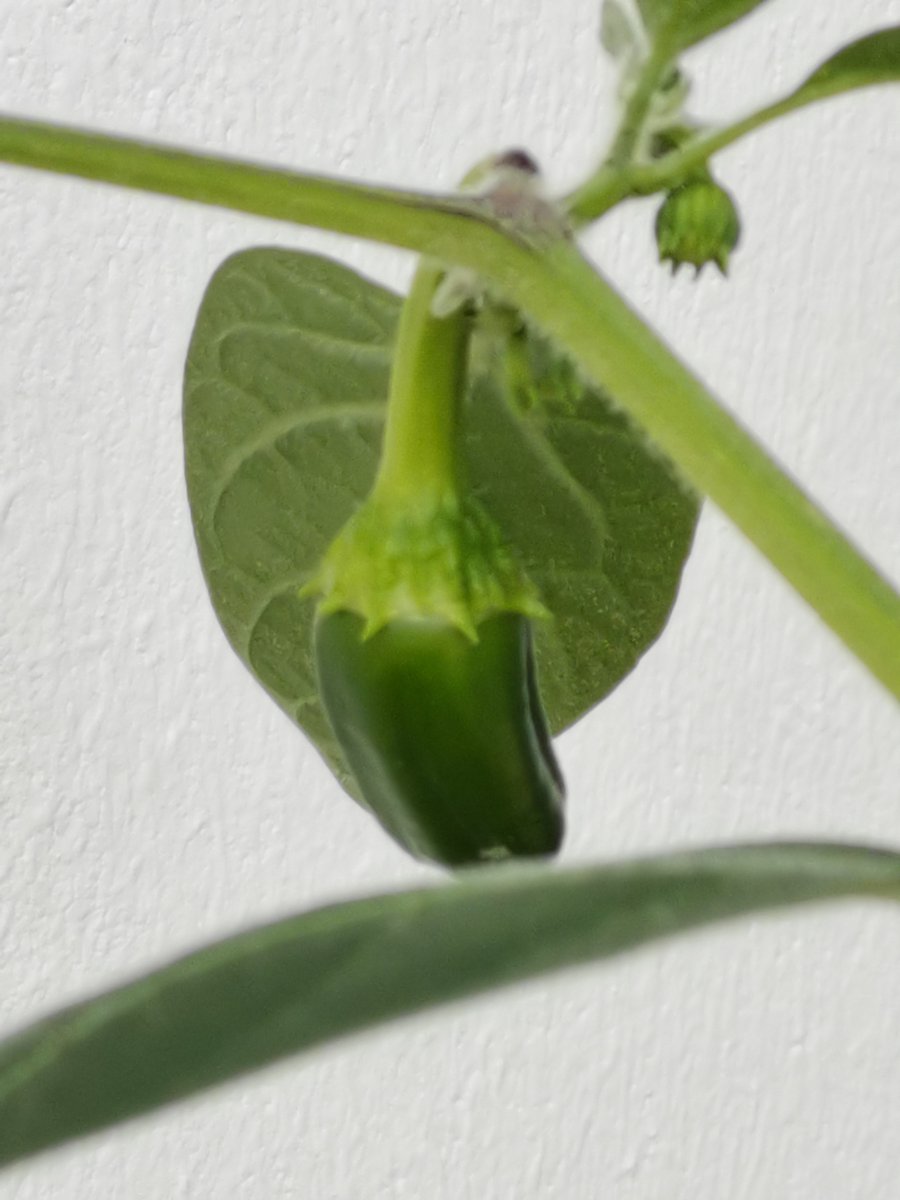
xmin=2 ymin=840 xmax=899 ymax=1168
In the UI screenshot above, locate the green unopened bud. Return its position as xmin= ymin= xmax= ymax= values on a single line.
xmin=655 ymin=176 xmax=741 ymax=275
xmin=314 ymin=606 xmax=565 ymax=867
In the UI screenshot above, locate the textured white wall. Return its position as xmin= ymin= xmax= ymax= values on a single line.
xmin=2 ymin=1 xmax=899 ymax=1195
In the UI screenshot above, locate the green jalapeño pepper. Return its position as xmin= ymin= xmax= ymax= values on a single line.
xmin=307 ymin=483 xmax=566 ymax=868
xmin=303 ymin=211 xmax=566 ymax=868
xmin=314 ymin=609 xmax=564 ymax=866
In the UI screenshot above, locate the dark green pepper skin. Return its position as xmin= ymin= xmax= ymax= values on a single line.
xmin=315 ymin=610 xmax=565 ymax=868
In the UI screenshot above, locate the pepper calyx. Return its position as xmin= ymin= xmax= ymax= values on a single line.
xmin=301 ymin=488 xmax=547 ymax=641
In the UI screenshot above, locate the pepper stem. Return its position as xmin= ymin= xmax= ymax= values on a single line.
xmin=303 ymin=253 xmax=543 ymax=637
xmin=373 ymin=259 xmax=469 ymax=502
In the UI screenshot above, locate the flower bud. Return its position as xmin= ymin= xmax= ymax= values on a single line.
xmin=655 ymin=176 xmax=741 ymax=275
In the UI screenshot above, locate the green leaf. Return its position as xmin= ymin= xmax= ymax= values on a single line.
xmin=647 ymin=26 xmax=900 ymax=194
xmin=634 ymin=0 xmax=772 ymax=53
xmin=789 ymin=26 xmax=900 ymax=107
xmin=1 ymin=840 xmax=898 ymax=1168
xmin=183 ymin=248 xmax=698 ymax=797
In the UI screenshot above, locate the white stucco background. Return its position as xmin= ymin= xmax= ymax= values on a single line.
xmin=1 ymin=1 xmax=899 ymax=1195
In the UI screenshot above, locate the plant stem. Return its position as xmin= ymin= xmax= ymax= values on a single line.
xmin=565 ymin=164 xmax=634 ymax=224
xmin=566 ymin=40 xmax=675 ymax=223
xmin=628 ymin=96 xmax=799 ymax=195
xmin=566 ymin=94 xmax=813 ymax=223
xmin=513 ymin=242 xmax=900 ymax=699
xmin=607 ymin=41 xmax=673 ymax=168
xmin=1 ymin=115 xmax=899 ymax=698
xmin=0 ymin=114 xmax=489 ymax=259
xmin=373 ymin=261 xmax=468 ymax=501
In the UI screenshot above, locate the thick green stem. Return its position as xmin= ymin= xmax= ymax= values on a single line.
xmin=512 ymin=243 xmax=900 ymax=699
xmin=373 ymin=261 xmax=468 ymax=502
xmin=1 ymin=115 xmax=899 ymax=698
xmin=0 ymin=114 xmax=488 ymax=259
